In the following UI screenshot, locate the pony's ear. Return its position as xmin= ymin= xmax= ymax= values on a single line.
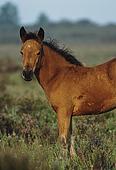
xmin=38 ymin=27 xmax=44 ymax=41
xmin=20 ymin=26 xmax=27 ymax=42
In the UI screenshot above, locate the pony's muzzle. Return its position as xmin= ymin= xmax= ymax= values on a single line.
xmin=22 ymin=69 xmax=33 ymax=81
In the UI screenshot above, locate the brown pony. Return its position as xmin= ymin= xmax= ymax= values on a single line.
xmin=20 ymin=26 xmax=116 ymax=157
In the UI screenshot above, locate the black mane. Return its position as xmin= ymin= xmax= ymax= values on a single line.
xmin=25 ymin=32 xmax=83 ymax=66
xmin=43 ymin=40 xmax=83 ymax=66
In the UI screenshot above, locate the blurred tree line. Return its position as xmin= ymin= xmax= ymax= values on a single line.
xmin=0 ymin=2 xmax=116 ymax=44
xmin=0 ymin=2 xmax=19 ymax=26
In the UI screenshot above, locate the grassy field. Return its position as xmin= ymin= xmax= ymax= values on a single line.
xmin=0 ymin=43 xmax=116 ymax=170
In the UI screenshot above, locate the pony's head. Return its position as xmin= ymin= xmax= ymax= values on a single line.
xmin=20 ymin=26 xmax=44 ymax=81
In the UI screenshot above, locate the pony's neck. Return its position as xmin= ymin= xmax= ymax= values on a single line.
xmin=35 ymin=44 xmax=72 ymax=93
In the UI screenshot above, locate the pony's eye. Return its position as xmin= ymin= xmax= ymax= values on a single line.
xmin=37 ymin=52 xmax=40 ymax=55
xmin=20 ymin=51 xmax=23 ymax=55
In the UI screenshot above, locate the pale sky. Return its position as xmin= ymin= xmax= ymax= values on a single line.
xmin=0 ymin=0 xmax=116 ymax=24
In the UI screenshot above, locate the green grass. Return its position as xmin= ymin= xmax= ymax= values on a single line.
xmin=0 ymin=43 xmax=116 ymax=170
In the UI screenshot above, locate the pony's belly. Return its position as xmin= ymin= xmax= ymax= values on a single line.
xmin=73 ymin=101 xmax=102 ymax=116
xmin=72 ymin=95 xmax=116 ymax=116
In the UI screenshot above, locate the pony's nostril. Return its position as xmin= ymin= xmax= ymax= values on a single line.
xmin=29 ymin=70 xmax=33 ymax=76
xmin=22 ymin=70 xmax=26 ymax=77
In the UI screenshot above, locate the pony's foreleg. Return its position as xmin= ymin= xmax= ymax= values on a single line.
xmin=68 ymin=116 xmax=76 ymax=159
xmin=57 ymin=108 xmax=72 ymax=158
